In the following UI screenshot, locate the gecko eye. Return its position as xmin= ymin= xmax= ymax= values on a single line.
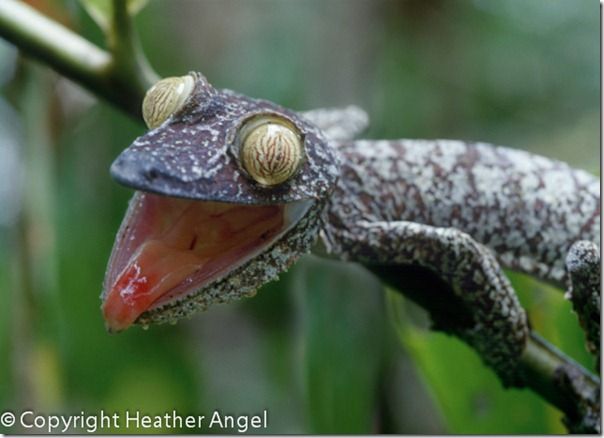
xmin=141 ymin=75 xmax=195 ymax=129
xmin=238 ymin=115 xmax=305 ymax=186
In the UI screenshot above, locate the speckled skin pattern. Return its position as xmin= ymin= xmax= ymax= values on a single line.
xmin=108 ymin=73 xmax=600 ymax=383
xmin=321 ymin=139 xmax=599 ymax=287
xmin=319 ymin=139 xmax=599 ymax=383
xmin=565 ymin=241 xmax=600 ymax=363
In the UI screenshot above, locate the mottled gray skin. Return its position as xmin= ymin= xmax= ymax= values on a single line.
xmin=321 ymin=139 xmax=600 ymax=287
xmin=108 ymin=73 xmax=600 ymax=384
xmin=565 ymin=241 xmax=600 ymax=365
xmin=318 ymin=139 xmax=599 ymax=383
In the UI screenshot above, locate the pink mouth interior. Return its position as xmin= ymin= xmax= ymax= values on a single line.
xmin=102 ymin=192 xmax=284 ymax=332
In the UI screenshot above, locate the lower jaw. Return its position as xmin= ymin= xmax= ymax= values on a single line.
xmin=102 ymin=192 xmax=311 ymax=332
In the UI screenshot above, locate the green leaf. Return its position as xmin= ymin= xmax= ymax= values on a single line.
xmin=79 ymin=0 xmax=149 ymax=32
xmin=295 ymin=257 xmax=387 ymax=433
xmin=387 ymin=290 xmax=566 ymax=434
xmin=508 ymin=271 xmax=594 ymax=371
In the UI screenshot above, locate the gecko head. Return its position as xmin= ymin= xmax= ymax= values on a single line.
xmin=102 ymin=72 xmax=340 ymax=332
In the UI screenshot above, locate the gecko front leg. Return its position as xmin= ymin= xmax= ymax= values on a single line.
xmin=321 ymin=219 xmax=529 ymax=386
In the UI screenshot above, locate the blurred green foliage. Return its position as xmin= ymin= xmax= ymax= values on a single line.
xmin=0 ymin=0 xmax=598 ymax=434
xmin=296 ymin=257 xmax=387 ymax=433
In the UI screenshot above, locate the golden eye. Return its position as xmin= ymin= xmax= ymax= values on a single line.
xmin=141 ymin=75 xmax=195 ymax=129
xmin=238 ymin=116 xmax=304 ymax=186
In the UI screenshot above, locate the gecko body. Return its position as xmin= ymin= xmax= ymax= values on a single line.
xmin=101 ymin=73 xmax=600 ymax=382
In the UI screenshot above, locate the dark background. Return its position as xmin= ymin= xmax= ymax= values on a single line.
xmin=0 ymin=0 xmax=599 ymax=433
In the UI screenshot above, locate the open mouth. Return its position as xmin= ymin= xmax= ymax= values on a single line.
xmin=102 ymin=192 xmax=310 ymax=332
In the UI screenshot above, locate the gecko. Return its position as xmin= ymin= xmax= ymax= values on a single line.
xmin=101 ymin=72 xmax=600 ymax=385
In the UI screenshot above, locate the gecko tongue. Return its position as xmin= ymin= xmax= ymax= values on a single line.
xmin=102 ymin=192 xmax=283 ymax=332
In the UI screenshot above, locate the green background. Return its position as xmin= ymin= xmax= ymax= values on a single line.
xmin=0 ymin=0 xmax=599 ymax=433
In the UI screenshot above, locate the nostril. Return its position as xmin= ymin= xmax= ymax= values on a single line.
xmin=145 ymin=168 xmax=159 ymax=181
xmin=139 ymin=162 xmax=161 ymax=181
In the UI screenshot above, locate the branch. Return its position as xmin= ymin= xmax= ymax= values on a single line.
xmin=0 ymin=0 xmax=158 ymax=117
xmin=371 ymin=264 xmax=600 ymax=432
xmin=522 ymin=333 xmax=600 ymax=433
xmin=107 ymin=0 xmax=158 ymax=110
